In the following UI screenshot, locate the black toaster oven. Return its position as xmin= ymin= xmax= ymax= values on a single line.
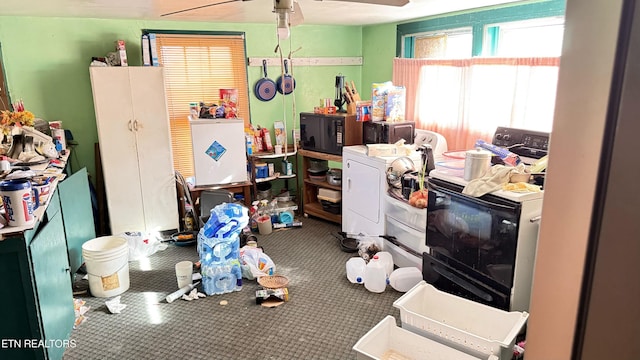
xmin=363 ymin=121 xmax=415 ymax=145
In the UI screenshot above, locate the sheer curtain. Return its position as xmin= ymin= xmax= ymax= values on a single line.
xmin=393 ymin=57 xmax=560 ymax=150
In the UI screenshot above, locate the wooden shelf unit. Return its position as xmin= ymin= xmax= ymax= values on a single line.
xmin=248 ymin=145 xmax=299 ymax=206
xmin=299 ymin=149 xmax=342 ymax=224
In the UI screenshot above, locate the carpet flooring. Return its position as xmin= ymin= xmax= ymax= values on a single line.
xmin=63 ymin=217 xmax=404 ymax=360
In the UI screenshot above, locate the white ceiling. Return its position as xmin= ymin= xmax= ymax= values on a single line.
xmin=0 ymin=0 xmax=527 ymax=26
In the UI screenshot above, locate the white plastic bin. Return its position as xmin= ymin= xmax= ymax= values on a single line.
xmin=353 ymin=316 xmax=499 ymax=360
xmin=393 ymin=281 xmax=528 ymax=360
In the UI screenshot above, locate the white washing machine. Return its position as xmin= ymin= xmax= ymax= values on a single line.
xmin=342 ymin=129 xmax=447 ymax=238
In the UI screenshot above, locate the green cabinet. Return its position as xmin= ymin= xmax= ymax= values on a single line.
xmin=59 ymin=168 xmax=96 ymax=274
xmin=0 ymin=194 xmax=74 ymax=360
xmin=0 ymin=168 xmax=95 ymax=360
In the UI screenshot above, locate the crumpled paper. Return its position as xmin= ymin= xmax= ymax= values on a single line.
xmin=105 ymin=296 xmax=127 ymax=314
xmin=73 ymin=298 xmax=90 ymax=328
xmin=182 ymin=288 xmax=206 ymax=301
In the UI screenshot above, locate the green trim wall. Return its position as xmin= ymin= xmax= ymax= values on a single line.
xmin=0 ymin=17 xmax=362 ymax=183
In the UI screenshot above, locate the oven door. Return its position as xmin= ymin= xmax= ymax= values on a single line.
xmin=423 ymin=252 xmax=510 ymax=310
xmin=425 ymin=177 xmax=522 ymax=306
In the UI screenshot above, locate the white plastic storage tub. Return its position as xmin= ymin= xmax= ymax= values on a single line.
xmin=393 ymin=281 xmax=529 ymax=360
xmin=353 ymin=316 xmax=499 ymax=360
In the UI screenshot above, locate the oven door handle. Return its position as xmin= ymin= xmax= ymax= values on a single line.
xmin=428 ymin=179 xmax=518 ymax=211
xmin=432 ymin=264 xmax=494 ymax=302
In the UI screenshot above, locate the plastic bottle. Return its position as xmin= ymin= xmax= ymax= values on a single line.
xmin=364 ymin=255 xmax=387 ymax=293
xmin=388 ymin=267 xmax=423 ymax=293
xmin=346 ymin=257 xmax=366 ymax=284
xmin=0 ymin=156 xmax=10 ymax=172
xmin=375 ymin=251 xmax=394 ymax=277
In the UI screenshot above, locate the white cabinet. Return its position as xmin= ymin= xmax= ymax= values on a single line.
xmin=90 ymin=66 xmax=179 ymax=234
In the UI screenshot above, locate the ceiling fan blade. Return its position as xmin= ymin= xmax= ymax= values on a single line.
xmin=320 ymin=0 xmax=409 ymax=7
xmin=290 ymin=1 xmax=304 ymax=27
xmin=161 ymin=0 xmax=244 ymax=17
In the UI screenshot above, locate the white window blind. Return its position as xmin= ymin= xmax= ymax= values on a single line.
xmin=154 ymin=33 xmax=249 ymax=178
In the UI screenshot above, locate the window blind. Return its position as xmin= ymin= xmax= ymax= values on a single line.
xmin=154 ymin=33 xmax=249 ymax=178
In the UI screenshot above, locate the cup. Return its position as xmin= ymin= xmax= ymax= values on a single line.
xmin=175 ymin=261 xmax=193 ymax=289
xmin=257 ymin=215 xmax=272 ymax=235
xmin=0 ymin=179 xmax=38 ymax=227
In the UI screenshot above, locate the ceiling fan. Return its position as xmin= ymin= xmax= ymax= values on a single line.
xmin=161 ymin=0 xmax=410 ymax=34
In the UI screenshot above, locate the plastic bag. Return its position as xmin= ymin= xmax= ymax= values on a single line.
xmin=122 ymin=231 xmax=167 ymax=261
xmin=202 ymin=202 xmax=249 ymax=239
xmin=240 ymin=246 xmax=275 ymax=280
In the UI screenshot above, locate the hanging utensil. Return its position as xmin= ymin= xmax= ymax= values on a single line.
xmin=276 ymin=59 xmax=296 ymax=95
xmin=254 ymin=59 xmax=277 ymax=102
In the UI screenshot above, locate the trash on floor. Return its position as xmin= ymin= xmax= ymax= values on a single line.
xmin=105 ymin=296 xmax=126 ymax=314
xmin=240 ymin=246 xmax=275 ymax=280
xmin=122 ymin=231 xmax=167 ymax=260
xmin=256 ymin=288 xmax=289 ymax=307
xmin=166 ymin=281 xmax=200 ymax=303
xmin=73 ymin=298 xmax=90 ymax=328
xmin=182 ymin=288 xmax=206 ymax=301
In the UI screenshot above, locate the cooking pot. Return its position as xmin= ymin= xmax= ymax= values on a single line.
xmin=326 ymin=168 xmax=342 ymax=186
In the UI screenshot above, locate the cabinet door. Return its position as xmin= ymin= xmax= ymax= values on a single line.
xmin=128 ymin=67 xmax=179 ymax=232
xmin=58 ymin=168 xmax=96 ymax=274
xmin=90 ymin=67 xmax=146 ymax=234
xmin=343 ymin=158 xmax=381 ymax=233
xmin=29 ymin=213 xmax=74 ymax=360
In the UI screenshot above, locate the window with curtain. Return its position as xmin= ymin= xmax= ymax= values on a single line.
xmin=151 ymin=32 xmax=249 ymax=178
xmin=393 ymin=57 xmax=560 ymax=150
xmin=395 ymin=1 xmax=565 ymax=150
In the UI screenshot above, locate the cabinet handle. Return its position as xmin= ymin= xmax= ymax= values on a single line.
xmin=347 ymin=177 xmax=351 ymax=190
xmin=128 ymin=120 xmax=133 ymax=131
xmin=65 ymin=267 xmax=71 ymax=273
xmin=133 ymin=119 xmax=139 ymax=131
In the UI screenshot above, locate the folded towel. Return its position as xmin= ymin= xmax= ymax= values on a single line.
xmin=462 ymin=163 xmax=528 ymax=197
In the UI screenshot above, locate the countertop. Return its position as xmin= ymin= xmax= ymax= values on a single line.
xmin=0 ymin=151 xmax=70 ymax=238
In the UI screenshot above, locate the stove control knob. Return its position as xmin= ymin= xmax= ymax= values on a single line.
xmin=503 ymin=134 xmax=511 ymax=141
xmin=495 ymin=134 xmax=503 ymax=140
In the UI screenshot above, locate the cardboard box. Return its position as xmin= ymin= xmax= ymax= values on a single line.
xmin=273 ymin=121 xmax=286 ymax=146
xmin=115 ymin=40 xmax=128 ymax=66
xmin=148 ymin=33 xmax=159 ymax=66
xmin=141 ymin=35 xmax=151 ymax=66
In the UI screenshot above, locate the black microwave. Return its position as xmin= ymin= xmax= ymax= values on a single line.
xmin=300 ymin=112 xmax=362 ymax=155
xmin=363 ymin=121 xmax=415 ymax=145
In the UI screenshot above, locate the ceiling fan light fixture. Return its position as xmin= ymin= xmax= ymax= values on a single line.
xmin=276 ymin=11 xmax=290 ymax=39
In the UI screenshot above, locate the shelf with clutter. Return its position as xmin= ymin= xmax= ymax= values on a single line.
xmin=246 ymin=120 xmax=299 ymax=206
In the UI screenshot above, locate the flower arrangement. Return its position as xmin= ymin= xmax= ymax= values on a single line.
xmin=1 ymin=99 xmax=35 ymax=136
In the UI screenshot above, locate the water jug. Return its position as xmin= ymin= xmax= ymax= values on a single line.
xmin=364 ymin=255 xmax=387 ymax=293
xmin=346 ymin=257 xmax=366 ymax=284
xmin=375 ymin=251 xmax=394 ymax=277
xmin=388 ymin=267 xmax=423 ymax=293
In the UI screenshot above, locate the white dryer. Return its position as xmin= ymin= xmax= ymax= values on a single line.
xmin=342 ymin=130 xmax=447 ymax=237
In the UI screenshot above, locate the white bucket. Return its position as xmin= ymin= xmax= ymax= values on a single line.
xmin=82 ymin=236 xmax=130 ymax=298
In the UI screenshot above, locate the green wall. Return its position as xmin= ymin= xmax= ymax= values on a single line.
xmin=0 ymin=16 xmax=370 ymax=183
